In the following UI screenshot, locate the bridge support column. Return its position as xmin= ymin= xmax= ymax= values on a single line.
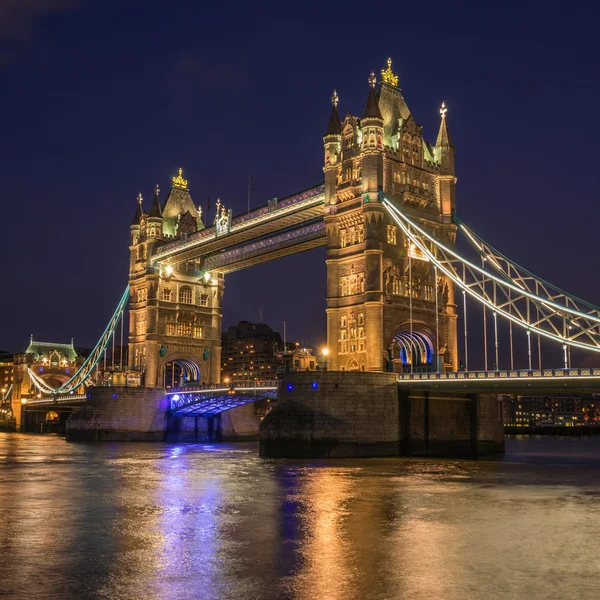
xmin=260 ymin=372 xmax=504 ymax=458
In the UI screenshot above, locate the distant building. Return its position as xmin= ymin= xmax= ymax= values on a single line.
xmin=221 ymin=321 xmax=290 ymax=383
xmin=0 ymin=352 xmax=14 ymax=396
xmin=291 ymin=348 xmax=317 ymax=371
xmin=502 ymin=395 xmax=600 ymax=427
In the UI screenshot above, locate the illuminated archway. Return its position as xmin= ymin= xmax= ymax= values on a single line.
xmin=390 ymin=327 xmax=435 ymax=367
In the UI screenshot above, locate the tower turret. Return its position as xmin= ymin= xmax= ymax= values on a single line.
xmin=129 ymin=193 xmax=145 ymax=274
xmin=360 ymin=71 xmax=384 ymax=203
xmin=323 ymin=90 xmax=342 ymax=209
xmin=146 ymin=184 xmax=163 ymax=239
xmin=434 ymin=102 xmax=456 ymax=217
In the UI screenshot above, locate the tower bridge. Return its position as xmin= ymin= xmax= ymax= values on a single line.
xmin=12 ymin=58 xmax=600 ymax=456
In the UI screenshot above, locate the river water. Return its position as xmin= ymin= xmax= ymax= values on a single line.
xmin=1 ymin=434 xmax=599 ymax=600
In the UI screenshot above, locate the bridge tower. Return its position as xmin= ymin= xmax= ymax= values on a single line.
xmin=128 ymin=171 xmax=224 ymax=387
xmin=324 ymin=59 xmax=458 ymax=372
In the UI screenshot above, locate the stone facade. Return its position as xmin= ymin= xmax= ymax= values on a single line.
xmin=128 ymin=175 xmax=223 ymax=388
xmin=259 ymin=371 xmax=504 ymax=458
xmin=323 ymin=60 xmax=458 ymax=374
xmin=65 ymin=386 xmax=263 ymax=442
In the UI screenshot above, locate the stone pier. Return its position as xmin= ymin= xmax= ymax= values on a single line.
xmin=259 ymin=372 xmax=504 ymax=458
xmin=65 ymin=387 xmax=262 ymax=442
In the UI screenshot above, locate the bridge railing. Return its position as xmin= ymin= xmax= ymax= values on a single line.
xmin=169 ymin=380 xmax=278 ymax=394
xmin=398 ymin=368 xmax=600 ymax=382
xmin=24 ymin=395 xmax=87 ymax=405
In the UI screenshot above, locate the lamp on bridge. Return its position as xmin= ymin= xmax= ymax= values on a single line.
xmin=321 ymin=347 xmax=329 ymax=371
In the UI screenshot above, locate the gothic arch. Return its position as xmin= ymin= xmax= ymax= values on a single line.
xmin=389 ymin=323 xmax=436 ymax=367
xmin=158 ymin=353 xmax=208 ymax=387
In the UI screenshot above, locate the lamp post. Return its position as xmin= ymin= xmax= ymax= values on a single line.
xmin=321 ymin=347 xmax=329 ymax=371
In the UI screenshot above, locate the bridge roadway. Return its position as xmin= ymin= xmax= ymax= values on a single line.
xmin=152 ymin=185 xmax=326 ymax=269
xmin=398 ymin=367 xmax=600 ymax=394
xmin=22 ymin=369 xmax=600 ymax=418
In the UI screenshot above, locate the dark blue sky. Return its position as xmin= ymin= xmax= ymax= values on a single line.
xmin=1 ymin=0 xmax=599 ymax=359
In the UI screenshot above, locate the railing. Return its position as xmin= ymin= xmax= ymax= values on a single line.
xmin=398 ymin=368 xmax=600 ymax=382
xmin=153 ymin=185 xmax=325 ymax=261
xmin=24 ymin=395 xmax=87 ymax=405
xmin=167 ymin=380 xmax=278 ymax=395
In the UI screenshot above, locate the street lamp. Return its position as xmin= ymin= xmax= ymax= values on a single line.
xmin=321 ymin=347 xmax=329 ymax=371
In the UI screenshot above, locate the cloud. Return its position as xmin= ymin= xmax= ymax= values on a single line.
xmin=172 ymin=55 xmax=253 ymax=92
xmin=0 ymin=0 xmax=80 ymax=41
xmin=167 ymin=55 xmax=253 ymax=121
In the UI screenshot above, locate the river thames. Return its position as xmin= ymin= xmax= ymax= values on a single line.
xmin=1 ymin=434 xmax=599 ymax=600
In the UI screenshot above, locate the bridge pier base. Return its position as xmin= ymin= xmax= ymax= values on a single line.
xmin=259 ymin=372 xmax=504 ymax=458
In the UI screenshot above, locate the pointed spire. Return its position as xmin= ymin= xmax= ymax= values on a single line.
xmin=325 ymin=89 xmax=342 ymax=135
xmin=436 ymin=102 xmax=453 ymax=147
xmin=131 ymin=192 xmax=143 ymax=227
xmin=148 ymin=184 xmax=163 ymax=219
xmin=363 ymin=71 xmax=382 ymax=119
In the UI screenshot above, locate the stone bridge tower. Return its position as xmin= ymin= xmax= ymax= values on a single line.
xmin=324 ymin=59 xmax=458 ymax=372
xmin=128 ymin=170 xmax=224 ymax=387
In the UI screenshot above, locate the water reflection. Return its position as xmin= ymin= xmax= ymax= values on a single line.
xmin=1 ymin=435 xmax=600 ymax=600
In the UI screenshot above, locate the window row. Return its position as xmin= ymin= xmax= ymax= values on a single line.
xmin=165 ymin=322 xmax=203 ymax=338
xmin=340 ymin=339 xmax=365 ymax=354
xmin=340 ymin=224 xmax=364 ymax=248
xmin=161 ymin=286 xmax=209 ymax=306
xmin=340 ymin=314 xmax=364 ymax=328
xmin=340 ymin=272 xmax=365 ymax=296
xmin=392 ymin=168 xmax=430 ymax=190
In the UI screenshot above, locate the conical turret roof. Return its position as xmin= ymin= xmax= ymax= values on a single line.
xmin=325 ymin=104 xmax=342 ymax=135
xmin=436 ymin=102 xmax=454 ymax=147
xmin=363 ymin=76 xmax=383 ymax=120
xmin=325 ymin=90 xmax=342 ymax=135
xmin=148 ymin=186 xmax=163 ymax=219
xmin=131 ymin=193 xmax=143 ymax=227
xmin=131 ymin=203 xmax=142 ymax=227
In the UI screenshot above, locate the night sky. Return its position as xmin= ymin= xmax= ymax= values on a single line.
xmin=1 ymin=1 xmax=599 ymax=365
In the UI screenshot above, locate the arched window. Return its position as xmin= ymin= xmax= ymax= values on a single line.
xmin=162 ymin=288 xmax=172 ymax=302
xmin=179 ymin=286 xmax=192 ymax=304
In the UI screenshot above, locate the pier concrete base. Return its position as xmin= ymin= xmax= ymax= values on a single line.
xmin=259 ymin=372 xmax=504 ymax=458
xmin=65 ymin=387 xmax=263 ymax=442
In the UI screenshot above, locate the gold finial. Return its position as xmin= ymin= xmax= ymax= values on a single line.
xmin=368 ymin=71 xmax=376 ymax=88
xmin=154 ymin=184 xmax=160 ymax=195
xmin=331 ymin=89 xmax=339 ymax=108
xmin=137 ymin=192 xmax=143 ymax=205
xmin=172 ymin=167 xmax=188 ymax=189
xmin=440 ymin=101 xmax=447 ymax=118
xmin=381 ymin=57 xmax=399 ymax=87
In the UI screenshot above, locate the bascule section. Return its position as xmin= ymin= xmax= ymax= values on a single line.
xmin=128 ymin=171 xmax=223 ymax=387
xmin=323 ymin=59 xmax=458 ymax=373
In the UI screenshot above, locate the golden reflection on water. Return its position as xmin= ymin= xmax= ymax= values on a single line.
xmin=3 ymin=436 xmax=600 ymax=600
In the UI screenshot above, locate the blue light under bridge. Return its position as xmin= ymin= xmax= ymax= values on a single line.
xmin=166 ymin=383 xmax=278 ymax=417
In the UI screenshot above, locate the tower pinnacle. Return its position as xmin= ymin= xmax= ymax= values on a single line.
xmin=331 ymin=89 xmax=339 ymax=108
xmin=325 ymin=89 xmax=342 ymax=135
xmin=363 ymin=72 xmax=383 ymax=119
xmin=436 ymin=101 xmax=453 ymax=147
xmin=172 ymin=168 xmax=188 ymax=189
xmin=381 ymin=58 xmax=399 ymax=87
xmin=131 ymin=193 xmax=143 ymax=227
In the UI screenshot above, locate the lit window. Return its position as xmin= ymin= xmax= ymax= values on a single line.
xmin=193 ymin=325 xmax=203 ymax=338
xmin=387 ymin=225 xmax=397 ymax=245
xmin=179 ymin=286 xmax=192 ymax=304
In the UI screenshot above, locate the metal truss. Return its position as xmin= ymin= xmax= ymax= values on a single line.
xmin=169 ymin=388 xmax=277 ymax=417
xmin=28 ymin=286 xmax=130 ymax=396
xmin=383 ymin=195 xmax=600 ymax=355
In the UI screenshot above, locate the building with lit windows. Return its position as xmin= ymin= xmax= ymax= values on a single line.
xmin=502 ymin=395 xmax=600 ymax=427
xmin=221 ymin=321 xmax=288 ymax=383
xmin=0 ymin=351 xmax=14 ymax=396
